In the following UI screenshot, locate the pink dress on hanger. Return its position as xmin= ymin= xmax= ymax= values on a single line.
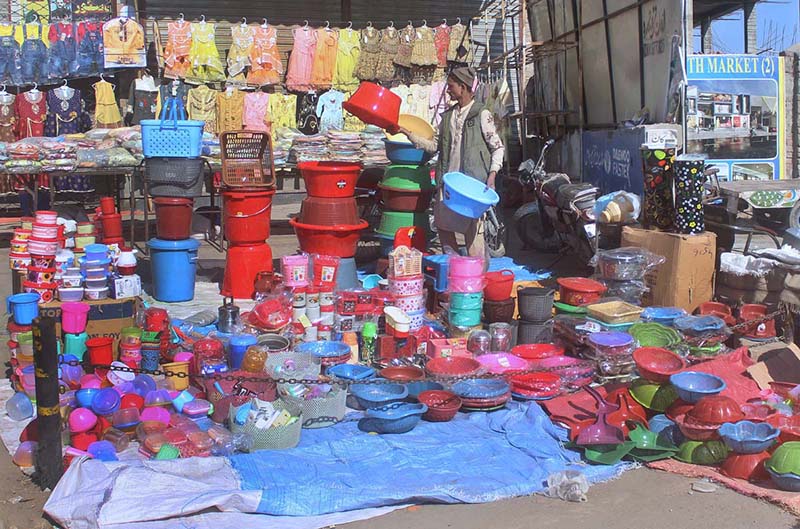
xmin=243 ymin=92 xmax=271 ymax=132
xmin=286 ymin=27 xmax=317 ymax=92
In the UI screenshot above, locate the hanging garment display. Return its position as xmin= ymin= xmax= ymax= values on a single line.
xmin=375 ymin=27 xmax=399 ymax=83
xmin=333 ymin=27 xmax=360 ymax=90
xmin=0 ymin=24 xmax=20 ymax=85
xmin=93 ymin=79 xmax=122 ymax=128
xmin=126 ymin=76 xmax=158 ymax=124
xmin=46 ymin=22 xmax=77 ymax=79
xmin=390 ymin=84 xmax=412 ymax=114
xmin=433 ymin=23 xmax=450 ymax=67
xmin=411 ymin=25 xmax=437 ymax=66
xmin=243 ymin=91 xmax=270 ymax=132
xmin=45 ymin=85 xmax=91 ymax=135
xmin=163 ymin=19 xmax=192 ymax=79
xmin=247 ymin=24 xmax=282 ymax=86
xmin=227 ymin=23 xmax=254 ymax=79
xmin=187 ymin=84 xmax=217 ymax=134
xmin=217 ymin=87 xmax=244 ymax=133
xmin=429 ymin=80 xmax=449 ymax=126
xmin=394 ymin=25 xmax=415 ymax=68
xmin=156 ymin=80 xmax=189 ymax=118
xmin=17 ymin=23 xmax=49 ymax=84
xmin=189 ymin=21 xmax=225 ymax=82
xmin=310 ymin=27 xmax=338 ymax=90
xmin=316 ymin=89 xmax=345 ymax=132
xmin=408 ymin=83 xmax=432 ymax=121
xmin=673 ymin=155 xmax=706 ymax=235
xmin=75 ymin=22 xmax=104 ymax=76
xmin=268 ymin=92 xmax=297 ymax=129
xmin=286 ymin=26 xmax=317 ymax=92
xmin=0 ymin=92 xmax=16 ymax=142
xmin=640 ymin=147 xmax=676 ymax=231
xmin=296 ymin=92 xmax=319 ymax=135
xmin=354 ymin=26 xmax=380 ymax=81
xmin=447 ymin=22 xmax=472 ymax=64
xmin=16 ymin=89 xmax=46 ymax=138
xmin=103 ymin=17 xmax=146 ymax=68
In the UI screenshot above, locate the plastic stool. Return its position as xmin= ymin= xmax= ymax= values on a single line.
xmin=423 ymin=254 xmax=450 ymax=293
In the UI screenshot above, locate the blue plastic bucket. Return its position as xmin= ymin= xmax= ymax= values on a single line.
xmin=7 ymin=293 xmax=40 ymax=325
xmin=442 ymin=172 xmax=500 ymax=218
xmin=146 ymin=238 xmax=201 ymax=302
xmin=229 ymin=334 xmax=258 ymax=369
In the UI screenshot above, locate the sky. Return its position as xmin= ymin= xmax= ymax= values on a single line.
xmin=694 ymin=0 xmax=800 ymax=54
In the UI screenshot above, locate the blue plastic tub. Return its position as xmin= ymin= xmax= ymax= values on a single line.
xmin=452 ymin=379 xmax=510 ymax=399
xmin=7 ymin=292 xmax=40 ymax=325
xmin=229 ymin=334 xmax=259 ymax=369
xmin=296 ymin=341 xmax=350 ymax=358
xmin=84 ymin=243 xmax=109 ymax=263
xmin=358 ymin=403 xmax=427 ymax=434
xmin=351 ymin=380 xmax=408 ymax=409
xmin=669 ymin=371 xmax=726 ymax=403
xmin=146 ymin=238 xmax=200 ymax=302
xmin=383 ymin=139 xmax=433 ymax=165
xmin=442 ymin=171 xmax=500 ymax=219
xmin=641 ymin=307 xmax=687 ymax=327
xmin=326 ymin=364 xmax=377 ymax=381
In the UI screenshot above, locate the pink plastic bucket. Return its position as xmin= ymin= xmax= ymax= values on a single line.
xmin=448 ymin=255 xmax=484 ymax=278
xmin=61 ymin=302 xmax=91 ymax=334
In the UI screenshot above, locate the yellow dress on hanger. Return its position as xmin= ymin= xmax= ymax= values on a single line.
xmin=94 ymin=80 xmax=122 ymax=128
xmin=189 ymin=22 xmax=225 ymax=82
xmin=187 ymin=85 xmax=217 ymax=134
xmin=268 ymin=93 xmax=297 ymax=130
xmin=332 ymin=28 xmax=360 ymax=90
xmin=310 ymin=28 xmax=338 ymax=90
xmin=216 ymin=88 xmax=245 ymax=133
xmin=227 ymin=24 xmax=254 ymax=79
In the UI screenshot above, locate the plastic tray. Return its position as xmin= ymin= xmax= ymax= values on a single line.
xmin=586 ymin=300 xmax=644 ymax=324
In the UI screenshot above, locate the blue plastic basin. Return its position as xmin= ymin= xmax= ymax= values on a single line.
xmin=358 ymin=403 xmax=427 ymax=434
xmin=442 ymin=171 xmax=500 ymax=219
xmin=669 ymin=371 xmax=726 ymax=403
xmin=718 ymin=420 xmax=780 ymax=454
xmin=383 ymin=139 xmax=433 ymax=165
xmin=351 ymin=381 xmax=408 ymax=409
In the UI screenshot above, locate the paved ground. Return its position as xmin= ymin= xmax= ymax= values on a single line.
xmin=0 ymin=209 xmax=797 ymax=528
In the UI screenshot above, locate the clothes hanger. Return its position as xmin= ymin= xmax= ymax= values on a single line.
xmin=261 ymin=18 xmax=268 ymax=28
xmin=177 ymin=13 xmax=185 ymax=25
xmin=302 ymin=20 xmax=309 ymax=31
xmin=29 ymin=83 xmax=39 ymax=96
xmin=199 ymin=14 xmax=206 ymax=24
xmin=456 ymin=17 xmax=462 ymax=26
xmin=440 ymin=19 xmax=447 ymax=27
xmin=324 ymin=21 xmax=332 ymax=32
xmin=388 ymin=21 xmax=394 ymax=29
xmin=421 ymin=20 xmax=428 ymax=28
xmin=366 ymin=21 xmax=372 ymax=28
xmin=347 ymin=21 xmax=353 ymax=33
xmin=240 ymin=17 xmax=247 ymax=27
xmin=0 ymin=84 xmax=7 ymax=95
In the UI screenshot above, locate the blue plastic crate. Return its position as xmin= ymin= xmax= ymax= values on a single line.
xmin=423 ymin=254 xmax=450 ymax=292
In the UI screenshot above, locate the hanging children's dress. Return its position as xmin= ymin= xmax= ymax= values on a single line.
xmin=187 ymin=84 xmax=216 ymax=134
xmin=227 ymin=24 xmax=253 ymax=79
xmin=375 ymin=27 xmax=399 ymax=83
xmin=296 ymin=92 xmax=319 ymax=134
xmin=429 ymin=80 xmax=449 ymax=126
xmin=126 ymin=76 xmax=158 ymax=124
xmin=45 ymin=86 xmax=91 ymax=136
xmin=342 ymin=90 xmax=365 ymax=132
xmin=243 ymin=91 xmax=270 ymax=132
xmin=0 ymin=24 xmax=20 ymax=85
xmin=390 ymin=84 xmax=412 ymax=114
xmin=433 ymin=23 xmax=450 ymax=67
xmin=268 ymin=92 xmax=297 ymax=129
xmin=315 ymin=89 xmax=345 ymax=132
xmin=16 ymin=89 xmax=46 ymax=138
xmin=447 ymin=22 xmax=472 ymax=64
xmin=189 ymin=21 xmax=225 ymax=82
xmin=394 ymin=25 xmax=415 ymax=68
xmin=103 ymin=17 xmax=146 ymax=68
xmin=163 ymin=19 xmax=192 ymax=79
xmin=354 ymin=26 xmax=380 ymax=80
xmin=0 ymin=93 xmax=16 ymax=142
xmin=247 ymin=25 xmax=283 ymax=86
xmin=286 ymin=26 xmax=317 ymax=92
xmin=310 ymin=27 xmax=338 ymax=90
xmin=93 ymin=79 xmax=122 ymax=128
xmin=46 ymin=22 xmax=77 ymax=79
xmin=411 ymin=25 xmax=437 ymax=66
xmin=333 ymin=27 xmax=360 ymax=90
xmin=217 ymin=88 xmax=244 ymax=133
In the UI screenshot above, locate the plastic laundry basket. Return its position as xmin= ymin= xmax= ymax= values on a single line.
xmin=286 ymin=388 xmax=347 ymax=429
xmin=141 ymin=98 xmax=204 ymax=158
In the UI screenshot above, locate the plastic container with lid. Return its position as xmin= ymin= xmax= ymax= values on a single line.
xmin=587 ymin=331 xmax=635 ymax=357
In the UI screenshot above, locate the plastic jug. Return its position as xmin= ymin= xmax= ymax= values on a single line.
xmin=600 ymin=193 xmax=639 ymax=223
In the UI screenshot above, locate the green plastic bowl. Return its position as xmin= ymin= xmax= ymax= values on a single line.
xmin=767 ymin=441 xmax=800 ymax=475
xmin=629 ymin=322 xmax=682 ymax=348
xmin=450 ymin=292 xmax=484 ymax=311
xmin=376 ymin=211 xmax=430 ymax=238
xmin=554 ymin=301 xmax=587 ymax=314
xmin=382 ymin=165 xmax=434 ymax=191
xmin=675 ymin=440 xmax=729 ymax=465
xmin=629 ymin=378 xmax=679 ymax=412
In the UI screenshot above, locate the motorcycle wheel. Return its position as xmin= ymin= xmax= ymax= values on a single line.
xmin=513 ymin=202 xmax=560 ymax=252
xmin=790 ymin=201 xmax=800 ymax=229
xmin=484 ymin=207 xmax=506 ymax=257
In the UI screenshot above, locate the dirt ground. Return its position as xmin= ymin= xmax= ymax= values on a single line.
xmin=0 ymin=209 xmax=798 ymax=528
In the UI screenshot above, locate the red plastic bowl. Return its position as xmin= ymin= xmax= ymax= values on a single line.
xmin=511 ymin=343 xmax=565 ymax=361
xmin=665 ymin=399 xmax=694 ymax=421
xmin=425 ymin=356 xmax=481 ymax=378
xmin=632 ymin=347 xmax=687 ymax=384
xmin=767 ymin=414 xmax=800 ymax=443
xmin=380 ymin=365 xmax=425 ymax=382
xmin=419 ymin=390 xmax=462 ymax=422
xmin=290 ymin=218 xmax=369 ymax=258
xmin=342 ymin=82 xmax=401 ymax=132
xmin=556 ymin=277 xmax=606 ymax=306
xmin=298 ymin=161 xmax=363 ymax=198
xmin=675 ymin=413 xmax=722 ymax=441
xmin=687 ymin=395 xmax=746 ymax=425
xmin=509 ymin=372 xmax=562 ymax=399
xmin=720 ymin=451 xmax=771 ymax=482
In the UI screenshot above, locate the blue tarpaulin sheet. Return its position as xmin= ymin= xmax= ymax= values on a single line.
xmin=231 ymin=402 xmax=627 ymax=516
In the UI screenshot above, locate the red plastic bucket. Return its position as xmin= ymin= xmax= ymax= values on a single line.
xmin=99 ymin=197 xmax=116 ymax=215
xmin=101 ymin=213 xmax=123 ymax=239
xmin=86 ymin=337 xmax=114 ymax=374
xmin=483 ymin=270 xmax=515 ymax=301
xmin=298 ymin=162 xmax=362 ymax=198
xmin=153 ymin=197 xmax=194 ymax=240
xmin=223 ymin=189 xmax=275 ymax=244
xmin=289 ymin=218 xmax=368 ymax=258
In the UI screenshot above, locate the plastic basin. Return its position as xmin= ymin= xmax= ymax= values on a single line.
xmin=383 ymin=139 xmax=433 ymax=165
xmin=687 ymin=395 xmax=745 ymax=425
xmin=718 ymin=420 xmax=780 ymax=454
xmin=153 ymin=197 xmax=193 ymax=240
xmin=350 ymin=381 xmax=408 ymax=409
xmin=298 ymin=161 xmax=363 ymax=198
xmin=358 ymin=403 xmax=427 ymax=434
xmin=342 ymin=82 xmax=400 ymax=132
xmin=298 ymin=196 xmax=359 ymax=225
xmin=376 ymin=210 xmax=429 ymax=238
xmin=632 ymin=347 xmax=687 ymax=384
xmin=290 ymin=218 xmax=368 ymax=258
xmin=382 ymin=165 xmax=435 ymax=191
xmin=442 ymin=171 xmax=499 ymax=219
xmin=378 ymin=185 xmax=435 ymax=212
xmin=669 ymin=371 xmax=726 ymax=403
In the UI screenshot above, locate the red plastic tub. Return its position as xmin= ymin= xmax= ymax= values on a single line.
xmin=378 ymin=185 xmax=435 ymax=212
xmin=223 ymin=188 xmax=275 ymax=244
xmin=483 ymin=269 xmax=515 ymax=301
xmin=289 ymin=218 xmax=368 ymax=258
xmin=556 ymin=277 xmax=607 ymax=306
xmin=342 ymin=82 xmax=401 ymax=132
xmin=298 ymin=196 xmax=359 ymax=225
xmin=101 ymin=213 xmax=123 ymax=239
xmin=153 ymin=197 xmax=194 ymax=240
xmin=99 ymin=197 xmax=116 ymax=215
xmin=298 ymin=161 xmax=363 ymax=198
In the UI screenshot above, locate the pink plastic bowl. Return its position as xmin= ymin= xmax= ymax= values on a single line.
xmin=68 ymin=408 xmax=98 ymax=433
xmin=140 ymin=406 xmax=171 ymax=425
xmin=477 ymin=353 xmax=530 ymax=374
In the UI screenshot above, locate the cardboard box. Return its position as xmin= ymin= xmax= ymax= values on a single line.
xmin=110 ymin=274 xmax=142 ymax=299
xmin=39 ymin=297 xmax=137 ymax=345
xmin=621 ymin=227 xmax=716 ymax=312
xmin=746 ymin=341 xmax=800 ymax=390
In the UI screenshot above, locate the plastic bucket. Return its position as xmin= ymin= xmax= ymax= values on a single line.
xmin=290 ymin=218 xmax=368 ymax=258
xmin=223 ymin=189 xmax=275 ymax=244
xmin=163 ymin=361 xmax=190 ymax=391
xmin=99 ymin=197 xmax=116 ymax=215
xmin=229 ymin=335 xmax=258 ymax=369
xmin=442 ymin=172 xmax=500 ymax=219
xmin=7 ymin=293 xmax=40 ymax=325
xmin=146 ymin=238 xmax=200 ymax=302
xmin=484 ymin=270 xmax=515 ymax=301
xmin=298 ymin=162 xmax=363 ymax=198
xmin=64 ymin=332 xmax=88 ymax=360
xmin=517 ymin=287 xmax=555 ymax=322
xmin=153 ymin=197 xmax=194 ymax=240
xmin=449 ymin=255 xmax=484 ymax=277
xmin=101 ymin=213 xmax=123 ymax=239
xmin=61 ymin=302 xmax=91 ymax=334
xmin=86 ymin=337 xmax=114 ymax=370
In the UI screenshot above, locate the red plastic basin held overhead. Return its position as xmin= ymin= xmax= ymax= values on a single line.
xmin=342 ymin=82 xmax=401 ymax=133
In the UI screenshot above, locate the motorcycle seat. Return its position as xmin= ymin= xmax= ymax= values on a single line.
xmin=541 ymin=173 xmax=571 ymax=200
xmin=556 ymin=183 xmax=597 ymax=210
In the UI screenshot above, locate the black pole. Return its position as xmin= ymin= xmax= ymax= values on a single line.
xmin=32 ymin=316 xmax=63 ymax=490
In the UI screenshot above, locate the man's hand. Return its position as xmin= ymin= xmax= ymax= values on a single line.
xmin=486 ymin=171 xmax=497 ymax=189
xmin=398 ymin=126 xmax=412 ymax=137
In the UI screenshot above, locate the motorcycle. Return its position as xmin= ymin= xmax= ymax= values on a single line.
xmin=513 ymin=139 xmax=597 ymax=265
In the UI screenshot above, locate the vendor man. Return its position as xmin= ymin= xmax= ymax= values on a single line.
xmin=401 ymin=66 xmax=505 ymax=259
